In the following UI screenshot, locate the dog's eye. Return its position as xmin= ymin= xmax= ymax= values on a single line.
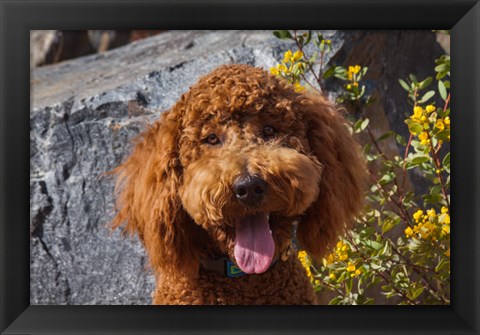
xmin=263 ymin=126 xmax=276 ymax=138
xmin=205 ymin=133 xmax=221 ymax=145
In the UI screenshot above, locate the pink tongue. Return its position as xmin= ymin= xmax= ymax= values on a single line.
xmin=234 ymin=213 xmax=275 ymax=274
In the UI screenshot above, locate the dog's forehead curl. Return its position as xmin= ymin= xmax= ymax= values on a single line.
xmin=177 ymin=64 xmax=307 ymax=130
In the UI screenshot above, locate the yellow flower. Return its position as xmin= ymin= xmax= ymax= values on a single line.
xmin=325 ymin=253 xmax=336 ymax=264
xmin=413 ymin=106 xmax=423 ymax=118
xmin=353 ymin=82 xmax=359 ymax=87
xmin=277 ymin=63 xmax=287 ymax=73
xmin=413 ymin=210 xmax=424 ymax=222
xmin=346 ymin=263 xmax=356 ymax=272
xmin=419 ymin=222 xmax=435 ymax=239
xmin=436 ymin=119 xmax=445 ymax=131
xmin=341 ymin=245 xmax=348 ymax=252
xmin=418 ymin=131 xmax=429 ymax=145
xmin=444 ymin=213 xmax=450 ymax=224
xmin=413 ymin=224 xmax=421 ymax=233
xmin=442 ymin=224 xmax=450 ymax=235
xmin=293 ymin=82 xmax=305 ymax=92
xmin=329 ymin=273 xmax=336 ymax=280
xmin=298 ymin=251 xmax=313 ymax=279
xmin=420 ymin=229 xmax=430 ymax=240
xmin=298 ymin=250 xmax=308 ymax=263
xmin=339 ymin=253 xmax=348 ymax=261
xmin=444 ymin=248 xmax=450 ymax=257
xmin=323 ymin=39 xmax=332 ymax=45
xmin=427 ymin=208 xmax=436 ymax=218
xmin=444 ymin=116 xmax=450 ymax=126
xmin=405 ymin=227 xmax=413 ymax=238
xmin=424 ymin=222 xmax=435 ymax=231
xmin=283 ymin=50 xmax=293 ymax=63
xmin=346 ymin=84 xmax=352 ymax=90
xmin=292 ymin=50 xmax=303 ymax=62
xmin=347 ymin=65 xmax=361 ymax=81
xmin=336 ymin=241 xmax=345 ymax=249
xmin=270 ymin=67 xmax=280 ymax=75
xmin=441 ymin=206 xmax=448 ymax=214
xmin=425 ymin=105 xmax=436 ymax=114
xmin=355 ymin=269 xmax=362 ymax=276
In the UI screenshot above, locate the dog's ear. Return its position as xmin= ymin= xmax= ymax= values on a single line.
xmin=111 ymin=106 xmax=203 ymax=277
xmin=295 ymin=93 xmax=367 ymax=261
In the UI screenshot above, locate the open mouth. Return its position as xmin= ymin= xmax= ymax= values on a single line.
xmin=233 ymin=212 xmax=275 ymax=274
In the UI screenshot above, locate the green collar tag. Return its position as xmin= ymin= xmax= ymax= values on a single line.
xmin=225 ymin=259 xmax=246 ymax=278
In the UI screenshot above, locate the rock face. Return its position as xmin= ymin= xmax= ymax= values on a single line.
xmin=30 ymin=30 xmax=443 ymax=305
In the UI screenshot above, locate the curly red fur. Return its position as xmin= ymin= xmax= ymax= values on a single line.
xmin=112 ymin=64 xmax=367 ymax=304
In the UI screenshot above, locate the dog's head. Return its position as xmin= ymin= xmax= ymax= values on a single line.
xmin=112 ymin=64 xmax=366 ymax=277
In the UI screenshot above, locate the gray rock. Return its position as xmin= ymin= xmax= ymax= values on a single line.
xmin=30 ymin=30 xmax=443 ymax=305
xmin=30 ymin=30 xmax=57 ymax=68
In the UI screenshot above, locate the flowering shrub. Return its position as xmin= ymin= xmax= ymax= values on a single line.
xmin=272 ymin=30 xmax=450 ymax=305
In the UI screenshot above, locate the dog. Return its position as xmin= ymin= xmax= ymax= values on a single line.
xmin=112 ymin=64 xmax=366 ymax=304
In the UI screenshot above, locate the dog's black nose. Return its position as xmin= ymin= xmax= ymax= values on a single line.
xmin=233 ymin=174 xmax=267 ymax=206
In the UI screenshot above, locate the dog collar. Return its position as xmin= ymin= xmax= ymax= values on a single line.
xmin=201 ymin=257 xmax=249 ymax=278
xmin=200 ymin=244 xmax=294 ymax=278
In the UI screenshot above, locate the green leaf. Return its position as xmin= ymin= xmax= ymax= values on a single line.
xmin=430 ymin=184 xmax=443 ymax=196
xmin=378 ymin=172 xmax=394 ymax=185
xmin=396 ymin=134 xmax=407 ymax=146
xmin=407 ymin=122 xmax=423 ymax=135
xmin=435 ymin=129 xmax=450 ymax=141
xmin=411 ymin=286 xmax=424 ymax=300
xmin=442 ymin=152 xmax=450 ymax=172
xmin=369 ymin=240 xmax=384 ymax=251
xmin=409 ymin=74 xmax=418 ymax=84
xmin=334 ymin=67 xmax=348 ymax=80
xmin=399 ymin=79 xmax=411 ymax=92
xmin=417 ymin=90 xmax=435 ymax=104
xmin=382 ymin=220 xmax=396 ymax=234
xmin=353 ymin=118 xmax=370 ymax=133
xmin=323 ymin=66 xmax=336 ymax=79
xmin=423 ymin=193 xmax=444 ymax=206
xmin=305 ymin=30 xmax=312 ymax=45
xmin=316 ymin=32 xmax=324 ymax=42
xmin=329 ymin=297 xmax=342 ymax=305
xmin=418 ymin=77 xmax=433 ymax=90
xmin=273 ymin=30 xmax=293 ymax=40
xmin=436 ymin=71 xmax=448 ymax=80
xmin=438 ymin=80 xmax=447 ymax=101
xmin=361 ymin=66 xmax=368 ymax=77
xmin=376 ymin=131 xmax=395 ymax=142
xmin=435 ymin=257 xmax=449 ymax=273
xmin=359 ymin=85 xmax=366 ymax=98
xmin=411 ymin=156 xmax=430 ymax=165
xmin=345 ymin=277 xmax=353 ymax=294
xmin=363 ymin=143 xmax=372 ymax=154
xmin=435 ymin=63 xmax=448 ymax=73
xmin=383 ymin=210 xmax=399 ymax=220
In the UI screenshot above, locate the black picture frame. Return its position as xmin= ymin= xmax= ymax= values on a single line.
xmin=1 ymin=0 xmax=479 ymax=334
